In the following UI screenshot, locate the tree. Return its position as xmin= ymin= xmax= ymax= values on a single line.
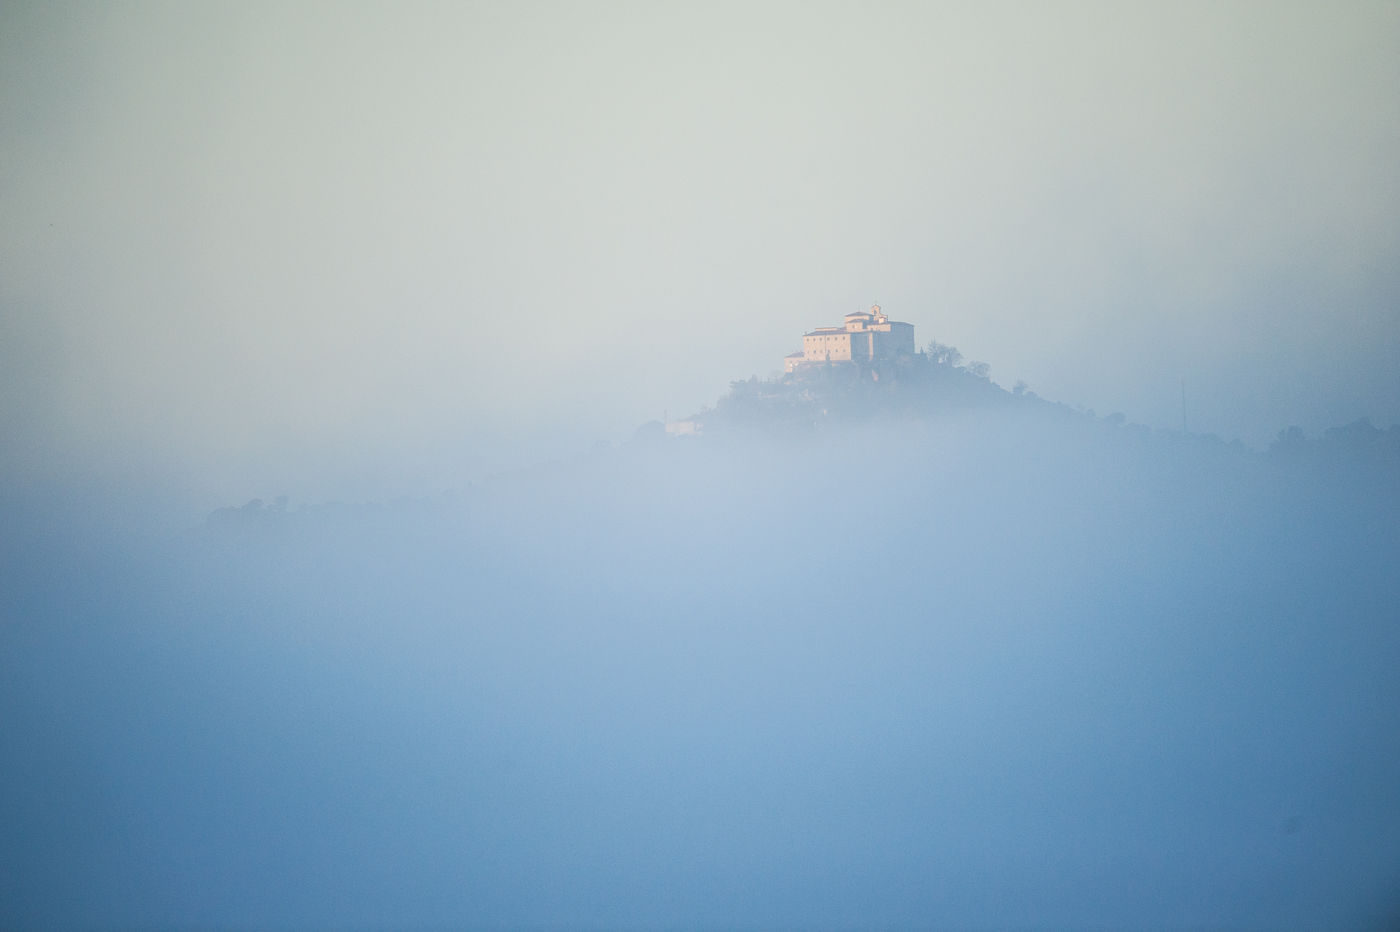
xmin=925 ymin=340 xmax=962 ymax=368
xmin=1271 ymin=426 xmax=1307 ymax=453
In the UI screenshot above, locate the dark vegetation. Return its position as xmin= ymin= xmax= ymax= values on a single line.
xmin=710 ymin=341 xmax=1021 ymax=433
xmin=687 ymin=340 xmax=1400 ymax=473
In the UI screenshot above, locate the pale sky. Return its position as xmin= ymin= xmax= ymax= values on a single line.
xmin=3 ymin=1 xmax=1398 ymax=504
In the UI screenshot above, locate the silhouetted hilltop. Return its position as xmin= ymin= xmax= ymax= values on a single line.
xmin=651 ymin=340 xmax=1400 ymax=482
xmin=702 ymin=341 xmax=1022 ymax=434
xmin=1270 ymin=416 xmax=1400 ymax=468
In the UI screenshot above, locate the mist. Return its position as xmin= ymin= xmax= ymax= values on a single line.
xmin=3 ymin=2 xmax=1400 ymax=929
xmin=4 ymin=2 xmax=1399 ymax=505
xmin=5 ymin=404 xmax=1399 ymax=929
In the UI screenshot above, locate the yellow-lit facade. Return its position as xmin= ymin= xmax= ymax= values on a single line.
xmin=784 ymin=306 xmax=916 ymax=373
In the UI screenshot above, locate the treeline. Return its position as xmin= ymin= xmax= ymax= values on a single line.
xmin=699 ymin=340 xmax=1022 ymax=434
xmin=679 ymin=339 xmax=1400 ymax=468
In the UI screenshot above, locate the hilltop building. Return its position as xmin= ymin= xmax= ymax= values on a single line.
xmin=784 ymin=306 xmax=916 ymax=373
xmin=665 ymin=418 xmax=700 ymax=436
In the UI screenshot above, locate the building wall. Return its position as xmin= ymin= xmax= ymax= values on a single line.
xmin=803 ymin=331 xmax=852 ymax=362
xmin=873 ymin=327 xmax=909 ymax=361
xmin=790 ymin=312 xmax=914 ymax=370
xmin=851 ymin=330 xmax=875 ymax=361
xmin=884 ymin=321 xmax=915 ymax=355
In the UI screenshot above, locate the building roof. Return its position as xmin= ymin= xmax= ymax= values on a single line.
xmin=804 ymin=328 xmax=847 ymax=336
xmin=784 ymin=351 xmax=804 ymax=358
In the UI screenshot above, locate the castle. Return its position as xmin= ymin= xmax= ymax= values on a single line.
xmin=784 ymin=306 xmax=916 ymax=373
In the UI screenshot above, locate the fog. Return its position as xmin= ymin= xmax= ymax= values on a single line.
xmin=3 ymin=3 xmax=1400 ymax=929
xmin=3 ymin=2 xmax=1399 ymax=505
xmin=4 ymin=401 xmax=1399 ymax=929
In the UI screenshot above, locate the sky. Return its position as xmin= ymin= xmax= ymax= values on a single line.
xmin=3 ymin=1 xmax=1398 ymax=507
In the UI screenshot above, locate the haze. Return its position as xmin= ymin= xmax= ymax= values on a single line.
xmin=3 ymin=4 xmax=1400 ymax=930
xmin=3 ymin=1 xmax=1398 ymax=507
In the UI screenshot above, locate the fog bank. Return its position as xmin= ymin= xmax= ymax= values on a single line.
xmin=4 ymin=410 xmax=1398 ymax=929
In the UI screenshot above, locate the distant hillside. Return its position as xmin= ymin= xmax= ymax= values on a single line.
xmin=664 ymin=341 xmax=1400 ymax=474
